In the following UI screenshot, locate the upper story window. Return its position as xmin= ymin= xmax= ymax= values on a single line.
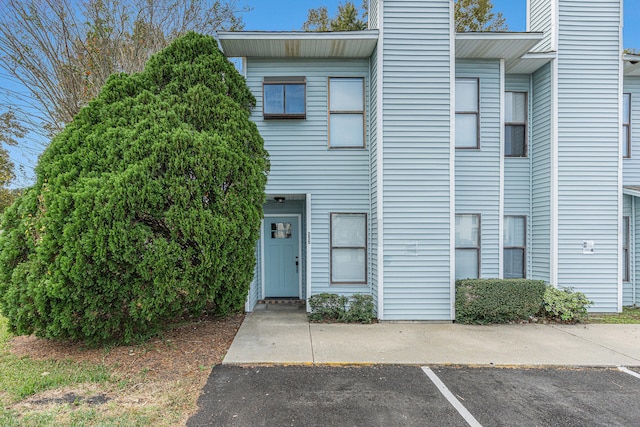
xmin=455 ymin=214 xmax=480 ymax=280
xmin=624 ymin=93 xmax=631 ymax=158
xmin=263 ymin=76 xmax=306 ymax=119
xmin=456 ymin=78 xmax=479 ymax=149
xmin=505 ymin=92 xmax=528 ymax=157
xmin=329 ymin=77 xmax=365 ymax=148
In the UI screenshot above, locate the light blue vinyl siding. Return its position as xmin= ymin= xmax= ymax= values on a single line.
xmin=528 ymin=0 xmax=553 ymax=52
xmin=531 ymin=63 xmax=552 ymax=283
xmin=636 ymin=196 xmax=640 ymax=305
xmin=556 ymin=1 xmax=621 ymax=311
xmin=247 ymin=242 xmax=260 ymax=310
xmin=505 ymin=75 xmax=532 ymax=277
xmin=456 ymin=60 xmax=501 ymax=278
xmin=623 ymin=77 xmax=640 ymax=184
xmin=369 ymin=47 xmax=379 ymax=312
xmin=246 ymin=58 xmax=371 ymax=299
xmin=381 ymin=0 xmax=452 ymax=320
xmin=369 ymin=0 xmax=379 ymax=29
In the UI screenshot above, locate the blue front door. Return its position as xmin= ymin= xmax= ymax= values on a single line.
xmin=264 ymin=216 xmax=300 ymax=297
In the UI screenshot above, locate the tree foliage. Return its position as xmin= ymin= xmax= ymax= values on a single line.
xmin=303 ymin=0 xmax=507 ymax=33
xmin=0 ymin=110 xmax=26 ymax=212
xmin=0 ymin=0 xmax=247 ymax=143
xmin=0 ymin=32 xmax=269 ymax=344
xmin=303 ymin=1 xmax=367 ymax=32
xmin=454 ymin=0 xmax=507 ymax=32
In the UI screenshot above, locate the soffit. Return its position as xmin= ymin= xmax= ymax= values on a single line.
xmin=217 ymin=30 xmax=379 ymax=58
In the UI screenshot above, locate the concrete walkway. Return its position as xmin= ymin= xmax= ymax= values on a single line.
xmin=223 ymin=306 xmax=640 ymax=367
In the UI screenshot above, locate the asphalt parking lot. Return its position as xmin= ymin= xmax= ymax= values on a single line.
xmin=187 ymin=365 xmax=640 ymax=427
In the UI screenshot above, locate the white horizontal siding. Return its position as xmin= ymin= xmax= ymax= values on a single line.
xmin=382 ymin=0 xmax=452 ymax=320
xmin=456 ymin=60 xmax=501 ymax=278
xmin=623 ymin=77 xmax=640 ymax=184
xmin=369 ymin=47 xmax=379 ymax=313
xmin=556 ymin=0 xmax=621 ymax=311
xmin=247 ymin=58 xmax=371 ymax=298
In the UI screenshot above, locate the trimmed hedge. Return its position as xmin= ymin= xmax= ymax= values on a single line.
xmin=455 ymin=279 xmax=546 ymax=324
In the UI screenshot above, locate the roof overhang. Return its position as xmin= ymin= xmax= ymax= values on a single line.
xmin=217 ymin=30 xmax=379 ymax=59
xmin=624 ymin=186 xmax=640 ymax=198
xmin=624 ymin=54 xmax=640 ymax=77
xmin=456 ymin=32 xmax=551 ymax=74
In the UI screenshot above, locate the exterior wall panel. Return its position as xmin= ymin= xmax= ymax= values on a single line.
xmin=556 ymin=0 xmax=621 ymax=311
xmin=381 ymin=0 xmax=453 ymax=320
xmin=456 ymin=60 xmax=501 ymax=278
xmin=623 ymin=77 xmax=640 ymax=184
xmin=247 ymin=58 xmax=371 ymax=298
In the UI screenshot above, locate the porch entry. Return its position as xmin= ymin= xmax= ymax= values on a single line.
xmin=264 ymin=215 xmax=301 ymax=298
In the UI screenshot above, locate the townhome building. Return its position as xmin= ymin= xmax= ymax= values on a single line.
xmin=217 ymin=0 xmax=640 ymax=320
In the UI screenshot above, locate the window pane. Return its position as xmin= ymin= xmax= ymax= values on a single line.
xmin=330 ymin=114 xmax=364 ymax=147
xmin=264 ymin=84 xmax=284 ymax=114
xmin=623 ymin=93 xmax=631 ymax=124
xmin=285 ymin=84 xmax=305 ymax=114
xmin=456 ymin=79 xmax=478 ymax=112
xmin=332 ymin=213 xmax=366 ymax=247
xmin=506 ymin=92 xmax=526 ymax=123
xmin=456 ymin=249 xmax=478 ymax=280
xmin=504 ymin=248 xmax=525 ymax=278
xmin=623 ymin=125 xmax=630 ymax=158
xmin=332 ymin=248 xmax=366 ymax=282
xmin=456 ymin=114 xmax=478 ymax=148
xmin=623 ymin=216 xmax=630 ymax=248
xmin=504 ymin=216 xmax=525 ymax=247
xmin=505 ymin=125 xmax=526 ymax=156
xmin=330 ymin=78 xmax=363 ymax=111
xmin=456 ymin=214 xmax=479 ymax=247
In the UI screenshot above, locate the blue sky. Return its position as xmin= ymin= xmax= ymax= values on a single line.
xmin=242 ymin=0 xmax=640 ymax=48
xmin=5 ymin=0 xmax=640 ymax=187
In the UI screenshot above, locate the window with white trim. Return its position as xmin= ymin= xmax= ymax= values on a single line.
xmin=504 ymin=216 xmax=526 ymax=279
xmin=330 ymin=213 xmax=367 ymax=284
xmin=624 ymin=216 xmax=630 ymax=282
xmin=505 ymin=92 xmax=528 ymax=157
xmin=455 ymin=214 xmax=480 ymax=280
xmin=624 ymin=93 xmax=631 ymax=158
xmin=263 ymin=76 xmax=306 ymax=119
xmin=329 ymin=77 xmax=365 ymax=148
xmin=456 ymin=78 xmax=479 ymax=149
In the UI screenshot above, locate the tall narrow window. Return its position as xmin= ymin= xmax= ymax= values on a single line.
xmin=505 ymin=92 xmax=528 ymax=157
xmin=456 ymin=78 xmax=479 ymax=149
xmin=455 ymin=214 xmax=480 ymax=279
xmin=331 ymin=213 xmax=367 ymax=284
xmin=504 ymin=216 xmax=526 ymax=279
xmin=263 ymin=76 xmax=306 ymax=119
xmin=329 ymin=77 xmax=365 ymax=148
xmin=624 ymin=93 xmax=631 ymax=158
xmin=624 ymin=216 xmax=630 ymax=282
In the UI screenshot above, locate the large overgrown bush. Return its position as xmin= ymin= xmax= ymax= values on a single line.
xmin=455 ymin=279 xmax=546 ymax=324
xmin=0 ymin=33 xmax=269 ymax=344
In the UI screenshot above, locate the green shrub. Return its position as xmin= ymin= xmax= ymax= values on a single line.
xmin=0 ymin=33 xmax=269 ymax=345
xmin=343 ymin=294 xmax=376 ymax=323
xmin=308 ymin=293 xmax=348 ymax=322
xmin=308 ymin=293 xmax=376 ymax=323
xmin=455 ymin=279 xmax=546 ymax=324
xmin=541 ymin=286 xmax=592 ymax=323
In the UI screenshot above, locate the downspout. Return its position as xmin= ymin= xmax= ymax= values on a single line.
xmin=376 ymin=0 xmax=385 ymax=320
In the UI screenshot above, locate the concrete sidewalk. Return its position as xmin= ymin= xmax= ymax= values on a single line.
xmin=223 ymin=305 xmax=640 ymax=367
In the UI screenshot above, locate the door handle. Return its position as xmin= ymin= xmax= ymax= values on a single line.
xmin=295 ymin=256 xmax=299 ymax=273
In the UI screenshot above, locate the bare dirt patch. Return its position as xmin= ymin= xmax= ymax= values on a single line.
xmin=7 ymin=313 xmax=244 ymax=424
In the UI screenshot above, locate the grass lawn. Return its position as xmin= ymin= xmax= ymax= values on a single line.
xmin=588 ymin=306 xmax=640 ymax=324
xmin=0 ymin=314 xmax=242 ymax=426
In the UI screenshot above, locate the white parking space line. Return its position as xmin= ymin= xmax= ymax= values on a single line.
xmin=618 ymin=366 xmax=640 ymax=380
xmin=422 ymin=367 xmax=483 ymax=427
